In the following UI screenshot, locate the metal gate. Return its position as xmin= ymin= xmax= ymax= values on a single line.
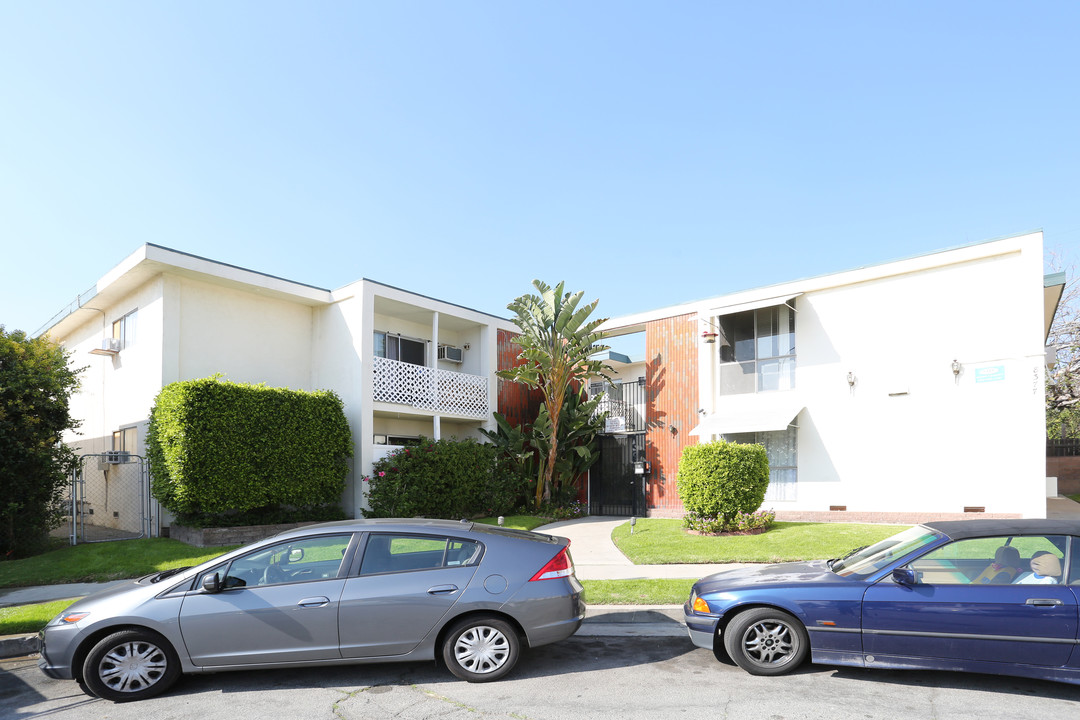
xmin=589 ymin=433 xmax=646 ymax=516
xmin=65 ymin=453 xmax=157 ymax=544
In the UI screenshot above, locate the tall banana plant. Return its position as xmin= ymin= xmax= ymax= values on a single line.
xmin=498 ymin=280 xmax=612 ymax=509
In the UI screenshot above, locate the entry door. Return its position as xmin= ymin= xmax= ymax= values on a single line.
xmin=589 ymin=434 xmax=645 ymax=516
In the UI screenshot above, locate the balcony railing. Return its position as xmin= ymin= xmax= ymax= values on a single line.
xmin=590 ymin=381 xmax=647 ymax=433
xmin=372 ymin=356 xmax=489 ymax=419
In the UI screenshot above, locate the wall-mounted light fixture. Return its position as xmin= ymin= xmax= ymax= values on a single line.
xmin=697 ymin=408 xmax=707 ymax=415
xmin=637 ymin=376 xmax=646 ymax=387
xmin=846 ymin=371 xmax=856 ymax=388
xmin=952 ymin=359 xmax=962 ymax=384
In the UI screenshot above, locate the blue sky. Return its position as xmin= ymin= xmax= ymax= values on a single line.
xmin=2 ymin=2 xmax=1078 ymax=346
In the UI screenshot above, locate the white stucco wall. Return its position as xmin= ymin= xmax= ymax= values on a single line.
xmin=687 ymin=232 xmax=1048 ymax=518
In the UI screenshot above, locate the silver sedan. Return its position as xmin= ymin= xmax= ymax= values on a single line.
xmin=38 ymin=518 xmax=585 ymax=701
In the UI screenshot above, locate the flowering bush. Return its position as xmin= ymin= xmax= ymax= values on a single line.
xmin=362 ymin=437 xmax=523 ymax=519
xmin=683 ymin=508 xmax=775 ymax=535
xmin=543 ymin=501 xmax=588 ymax=521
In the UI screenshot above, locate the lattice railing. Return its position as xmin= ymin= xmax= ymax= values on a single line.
xmin=372 ymin=356 xmax=489 ymax=418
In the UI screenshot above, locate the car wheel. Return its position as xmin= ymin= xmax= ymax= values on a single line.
xmin=82 ymin=629 xmax=181 ymax=702
xmin=723 ymin=608 xmax=808 ymax=676
xmin=441 ymin=616 xmax=520 ymax=682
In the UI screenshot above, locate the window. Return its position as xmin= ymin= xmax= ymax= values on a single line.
xmin=212 ymin=534 xmax=352 ymax=589
xmin=112 ymin=427 xmax=137 ymax=457
xmin=726 ymin=426 xmax=797 ymax=501
xmin=374 ymin=332 xmax=426 ymax=366
xmin=908 ymin=536 xmax=1067 ymax=585
xmin=112 ymin=309 xmax=137 ymax=350
xmin=717 ymin=304 xmax=795 ymax=395
xmin=360 ymin=534 xmax=481 ymax=574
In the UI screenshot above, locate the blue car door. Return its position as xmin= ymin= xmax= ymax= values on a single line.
xmin=862 ymin=535 xmax=1078 ymax=667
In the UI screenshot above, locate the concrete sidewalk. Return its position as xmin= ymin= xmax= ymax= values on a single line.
xmin=533 ymin=515 xmax=747 ymax=580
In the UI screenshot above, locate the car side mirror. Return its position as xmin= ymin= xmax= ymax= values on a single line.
xmin=892 ymin=567 xmax=918 ymax=586
xmin=201 ymin=572 xmax=222 ymax=594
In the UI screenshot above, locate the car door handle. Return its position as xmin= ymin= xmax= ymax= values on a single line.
xmin=427 ymin=585 xmax=459 ymax=595
xmin=1026 ymin=598 xmax=1064 ymax=607
xmin=298 ymin=596 xmax=330 ymax=608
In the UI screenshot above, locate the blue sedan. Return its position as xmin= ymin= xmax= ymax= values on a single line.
xmin=684 ymin=519 xmax=1080 ymax=684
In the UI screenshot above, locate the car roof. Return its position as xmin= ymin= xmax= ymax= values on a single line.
xmin=273 ymin=518 xmax=476 ymax=538
xmin=924 ymin=518 xmax=1080 ymax=540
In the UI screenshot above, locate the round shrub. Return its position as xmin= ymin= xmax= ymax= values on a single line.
xmin=677 ymin=441 xmax=770 ymax=526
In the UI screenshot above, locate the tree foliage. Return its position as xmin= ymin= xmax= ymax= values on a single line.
xmin=498 ymin=281 xmax=611 ymax=508
xmin=481 ymin=386 xmax=606 ymax=508
xmin=1047 ymin=254 xmax=1080 ymax=438
xmin=0 ymin=327 xmax=83 ymax=558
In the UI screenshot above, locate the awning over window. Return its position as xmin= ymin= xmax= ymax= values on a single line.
xmin=706 ymin=293 xmax=802 ymax=318
xmin=690 ymin=395 xmax=803 ymax=437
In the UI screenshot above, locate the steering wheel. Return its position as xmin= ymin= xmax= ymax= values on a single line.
xmin=261 ymin=562 xmax=290 ymax=585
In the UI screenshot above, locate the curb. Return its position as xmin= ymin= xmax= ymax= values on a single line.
xmin=0 ymin=633 xmax=39 ymax=659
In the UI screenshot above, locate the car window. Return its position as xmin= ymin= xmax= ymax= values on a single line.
xmin=907 ymin=535 xmax=1067 ymax=585
xmin=831 ymin=526 xmax=940 ymax=578
xmin=220 ymin=534 xmax=352 ymax=589
xmin=359 ymin=534 xmax=480 ymax=574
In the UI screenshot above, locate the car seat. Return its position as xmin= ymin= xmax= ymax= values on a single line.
xmin=972 ymin=546 xmax=1022 ymax=584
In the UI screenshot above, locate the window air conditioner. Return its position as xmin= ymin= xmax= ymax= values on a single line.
xmin=104 ymin=451 xmax=129 ymax=464
xmin=438 ymin=345 xmax=464 ymax=363
xmin=89 ymin=338 xmax=121 ymax=356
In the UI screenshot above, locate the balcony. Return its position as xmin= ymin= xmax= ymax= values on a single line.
xmin=372 ymin=356 xmax=489 ymax=419
xmin=590 ymin=381 xmax=647 ymax=433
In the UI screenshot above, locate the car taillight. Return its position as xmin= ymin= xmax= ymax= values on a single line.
xmin=529 ymin=544 xmax=574 ymax=581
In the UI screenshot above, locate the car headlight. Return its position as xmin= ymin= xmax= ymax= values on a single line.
xmin=53 ymin=611 xmax=90 ymax=626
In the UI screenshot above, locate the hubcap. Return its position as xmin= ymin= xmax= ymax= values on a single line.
xmin=454 ymin=625 xmax=510 ymax=674
xmin=97 ymin=641 xmax=168 ymax=693
xmin=741 ymin=620 xmax=796 ymax=668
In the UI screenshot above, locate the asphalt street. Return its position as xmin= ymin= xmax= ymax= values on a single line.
xmin=5 ymin=636 xmax=1080 ymax=720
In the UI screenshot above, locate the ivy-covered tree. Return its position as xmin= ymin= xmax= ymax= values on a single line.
xmin=1047 ymin=258 xmax=1079 ymax=438
xmin=498 ymin=281 xmax=611 ymax=508
xmin=0 ymin=326 xmax=83 ymax=558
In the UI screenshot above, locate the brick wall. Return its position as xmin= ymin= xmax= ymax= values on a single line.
xmin=643 ymin=313 xmax=699 ymax=515
xmin=1048 ymin=456 xmax=1080 ymax=495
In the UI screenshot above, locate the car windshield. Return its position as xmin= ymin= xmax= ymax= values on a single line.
xmin=830 ymin=525 xmax=941 ymax=578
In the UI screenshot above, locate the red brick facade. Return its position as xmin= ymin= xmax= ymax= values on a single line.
xmin=643 ymin=313 xmax=699 ymax=516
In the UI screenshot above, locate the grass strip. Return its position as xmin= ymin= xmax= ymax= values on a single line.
xmin=612 ymin=519 xmax=906 ymax=564
xmin=0 ymin=599 xmax=79 ymax=635
xmin=581 ymin=579 xmax=695 ymax=606
xmin=0 ymin=538 xmax=237 ymax=588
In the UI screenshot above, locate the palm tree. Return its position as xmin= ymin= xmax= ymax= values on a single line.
xmin=498 ymin=280 xmax=612 ymax=508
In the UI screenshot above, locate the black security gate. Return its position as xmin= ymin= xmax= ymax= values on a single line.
xmin=589 ymin=433 xmax=646 ymax=516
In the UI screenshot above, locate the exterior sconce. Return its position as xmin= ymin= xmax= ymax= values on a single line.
xmin=637 ymin=376 xmax=646 ymax=387
xmin=952 ymin=359 xmax=962 ymax=384
xmin=846 ymin=371 xmax=856 ymax=388
xmin=701 ymin=331 xmax=718 ymax=343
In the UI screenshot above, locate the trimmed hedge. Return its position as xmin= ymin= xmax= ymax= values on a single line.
xmin=676 ymin=441 xmax=770 ymax=527
xmin=362 ymin=437 xmax=518 ymax=519
xmin=146 ymin=377 xmax=352 ymax=524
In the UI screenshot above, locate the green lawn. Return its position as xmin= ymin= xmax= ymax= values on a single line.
xmin=0 ymin=538 xmax=237 ymax=588
xmin=612 ymin=519 xmax=906 ymax=564
xmin=0 ymin=599 xmax=78 ymax=635
xmin=581 ymin=579 xmax=694 ymax=605
xmin=473 ymin=515 xmax=550 ymax=531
